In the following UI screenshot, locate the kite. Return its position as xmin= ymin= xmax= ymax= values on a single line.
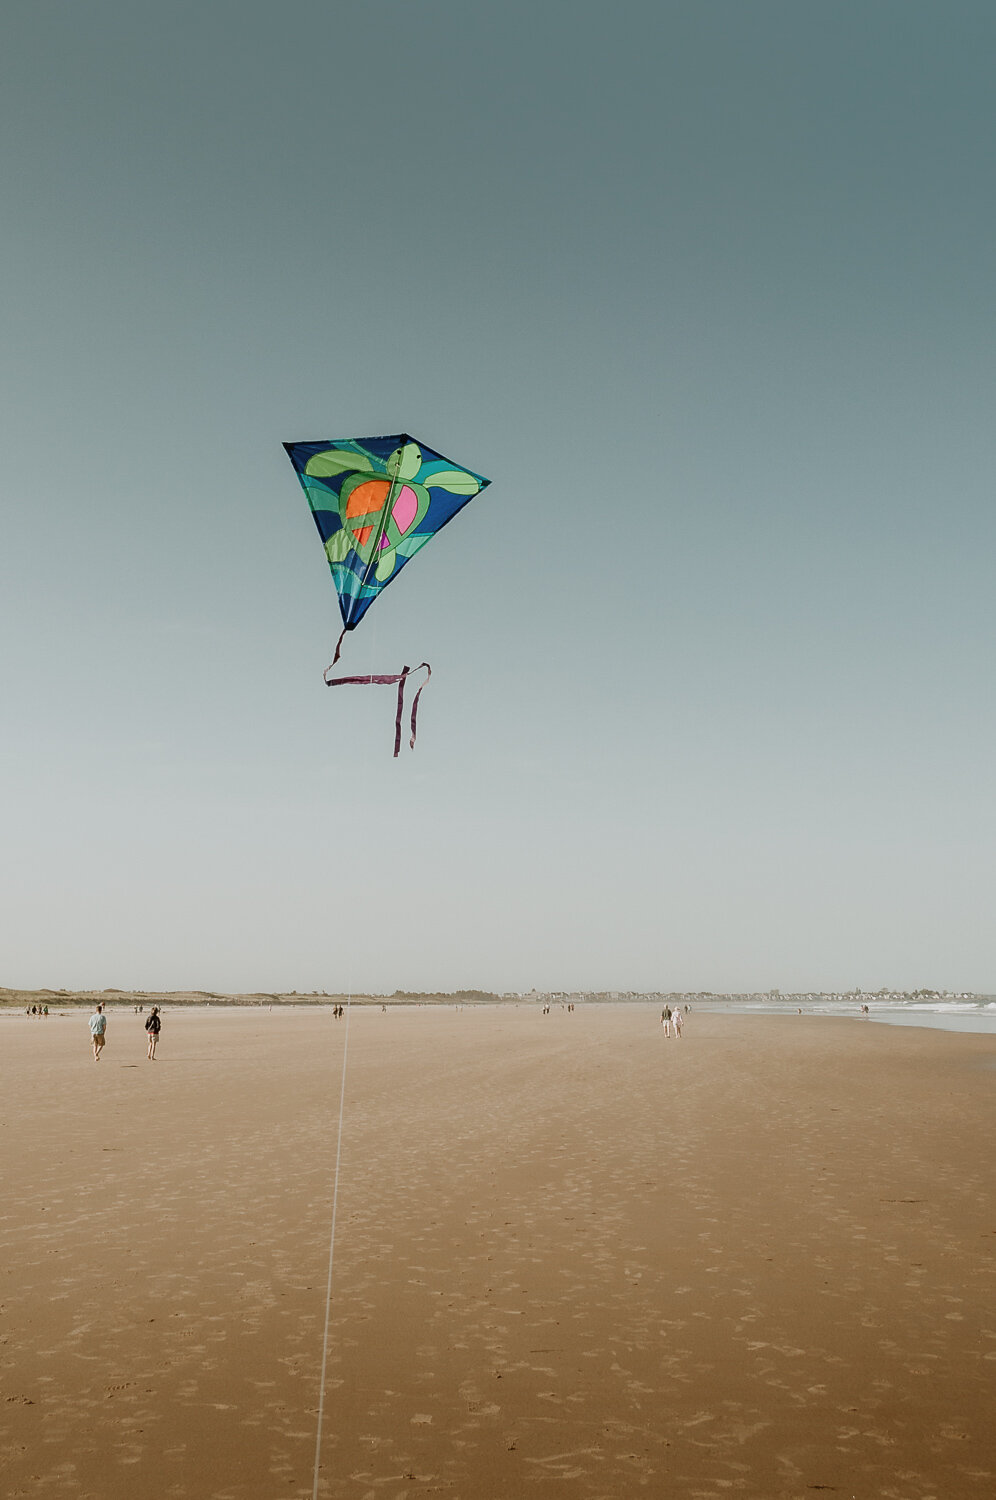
xmin=283 ymin=433 xmax=490 ymax=754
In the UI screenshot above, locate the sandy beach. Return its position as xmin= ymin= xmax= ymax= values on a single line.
xmin=1 ymin=1005 xmax=993 ymax=1499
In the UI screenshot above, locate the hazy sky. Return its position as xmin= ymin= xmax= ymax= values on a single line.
xmin=2 ymin=2 xmax=994 ymax=994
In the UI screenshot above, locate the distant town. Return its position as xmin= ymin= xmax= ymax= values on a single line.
xmin=2 ymin=985 xmax=992 ymax=1009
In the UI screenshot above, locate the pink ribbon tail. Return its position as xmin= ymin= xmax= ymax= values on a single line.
xmin=324 ymin=659 xmax=432 ymax=756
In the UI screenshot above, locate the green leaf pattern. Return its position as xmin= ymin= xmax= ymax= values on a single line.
xmin=419 ymin=468 xmax=481 ymax=494
xmin=306 ymin=448 xmax=383 ymax=479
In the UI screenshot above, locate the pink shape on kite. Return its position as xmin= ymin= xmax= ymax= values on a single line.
xmin=391 ymin=484 xmax=418 ymax=535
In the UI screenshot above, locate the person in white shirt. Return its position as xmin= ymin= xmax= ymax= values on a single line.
xmin=89 ymin=1003 xmax=107 ymax=1062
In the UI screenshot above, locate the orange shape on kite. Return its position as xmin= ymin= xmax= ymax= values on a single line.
xmin=345 ymin=479 xmax=391 ymax=520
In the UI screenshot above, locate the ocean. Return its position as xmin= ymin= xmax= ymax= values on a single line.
xmin=689 ymin=998 xmax=996 ymax=1035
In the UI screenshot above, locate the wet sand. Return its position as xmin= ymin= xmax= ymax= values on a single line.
xmin=1 ymin=1005 xmax=993 ymax=1499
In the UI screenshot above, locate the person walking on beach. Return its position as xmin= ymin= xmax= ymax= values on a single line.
xmin=672 ymin=1006 xmax=683 ymax=1039
xmin=144 ymin=1005 xmax=161 ymax=1060
xmin=661 ymin=1005 xmax=671 ymax=1037
xmin=89 ymin=1003 xmax=107 ymax=1061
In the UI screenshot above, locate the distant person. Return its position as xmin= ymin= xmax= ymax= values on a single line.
xmin=89 ymin=1003 xmax=107 ymax=1061
xmin=144 ymin=1005 xmax=161 ymax=1060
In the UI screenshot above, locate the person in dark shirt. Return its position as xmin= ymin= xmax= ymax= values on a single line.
xmin=144 ymin=1006 xmax=161 ymax=1060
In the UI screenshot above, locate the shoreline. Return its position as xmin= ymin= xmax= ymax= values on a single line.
xmin=5 ymin=994 xmax=996 ymax=1036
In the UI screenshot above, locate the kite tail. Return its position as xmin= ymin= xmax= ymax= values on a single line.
xmin=323 ymin=659 xmax=431 ymax=757
xmin=407 ymin=663 xmax=431 ymax=750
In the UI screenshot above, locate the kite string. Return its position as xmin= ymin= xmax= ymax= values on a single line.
xmin=311 ymin=993 xmax=351 ymax=1500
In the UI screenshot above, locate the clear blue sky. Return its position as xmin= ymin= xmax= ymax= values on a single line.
xmin=2 ymin=2 xmax=994 ymax=994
